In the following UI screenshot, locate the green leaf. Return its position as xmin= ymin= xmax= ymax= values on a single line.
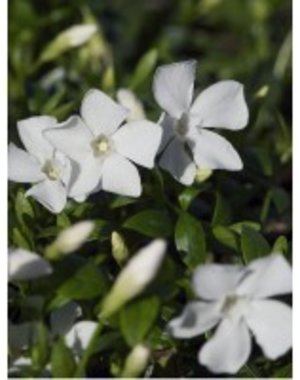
xmin=57 ymin=261 xmax=108 ymax=300
xmin=241 ymin=226 xmax=270 ymax=262
xmin=175 ymin=212 xmax=206 ymax=269
xmin=51 ymin=337 xmax=76 ymax=377
xmin=120 ymin=296 xmax=160 ymax=346
xmin=15 ymin=189 xmax=34 ymax=225
xmin=213 ymin=226 xmax=240 ymax=252
xmin=123 ymin=210 xmax=173 ymax=238
xmin=273 ymin=235 xmax=289 ymax=255
xmin=271 ymin=187 xmax=290 ymax=214
xmin=110 ymin=196 xmax=137 ymax=209
xmin=212 ymin=192 xmax=231 ymax=226
xmin=130 ymin=49 xmax=158 ymax=89
xmin=31 ymin=322 xmax=49 ymax=371
xmin=230 ymin=221 xmax=261 ymax=234
xmin=178 ymin=187 xmax=200 ymax=210
xmin=12 ymin=227 xmax=31 ymax=250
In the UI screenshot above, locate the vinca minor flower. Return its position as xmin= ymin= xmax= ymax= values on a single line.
xmin=153 ymin=60 xmax=249 ymax=185
xmin=44 ymin=89 xmax=162 ymax=198
xmin=167 ymin=254 xmax=292 ymax=374
xmin=8 ymin=116 xmax=73 ymax=213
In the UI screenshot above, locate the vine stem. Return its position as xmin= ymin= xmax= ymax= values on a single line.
xmin=74 ymin=320 xmax=104 ymax=377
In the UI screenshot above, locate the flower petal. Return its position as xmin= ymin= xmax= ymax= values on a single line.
xmin=167 ymin=301 xmax=222 ymax=339
xmin=153 ymin=60 xmax=196 ymax=118
xmin=44 ymin=115 xmax=93 ymax=162
xmin=65 ymin=321 xmax=98 ymax=356
xmin=159 ymin=138 xmax=196 ymax=185
xmin=188 ymin=129 xmax=243 ymax=170
xmin=8 ymin=248 xmax=53 ymax=281
xmin=67 ymin=156 xmax=102 ymax=198
xmin=199 ymin=318 xmax=251 ymax=374
xmin=8 ymin=143 xmax=44 ymax=183
xmin=102 ymin=153 xmax=141 ymax=197
xmin=245 ymin=299 xmax=292 ymax=360
xmin=116 ymin=88 xmax=146 ymax=121
xmin=236 ymin=253 xmax=292 ymax=298
xmin=112 ymin=120 xmax=162 ymax=168
xmin=190 ymin=80 xmax=249 ymax=130
xmin=26 ymin=179 xmax=67 ymax=214
xmin=157 ymin=113 xmax=176 ymax=153
xmin=17 ymin=116 xmax=57 ymax=161
xmin=50 ymin=301 xmax=82 ymax=336
xmin=81 ymin=89 xmax=128 ymax=136
xmin=192 ymin=264 xmax=246 ymax=300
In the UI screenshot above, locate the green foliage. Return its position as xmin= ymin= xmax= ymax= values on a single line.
xmin=8 ymin=0 xmax=292 ymax=377
xmin=51 ymin=338 xmax=76 ymax=377
xmin=120 ymin=296 xmax=160 ymax=346
xmin=175 ymin=212 xmax=206 ymax=269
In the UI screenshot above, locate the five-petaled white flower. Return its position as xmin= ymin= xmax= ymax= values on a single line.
xmin=167 ymin=254 xmax=292 ymax=374
xmin=44 ymin=89 xmax=162 ymax=198
xmin=8 ymin=116 xmax=73 ymax=213
xmin=153 ymin=60 xmax=249 ymax=185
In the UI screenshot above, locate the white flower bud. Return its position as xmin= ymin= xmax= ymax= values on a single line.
xmin=62 ymin=24 xmax=97 ymax=47
xmin=8 ymin=248 xmax=53 ymax=281
xmin=52 ymin=221 xmax=95 ymax=255
xmin=111 ymin=231 xmax=129 ymax=266
xmin=116 ymin=89 xmax=146 ymax=122
xmin=121 ymin=344 xmax=150 ymax=378
xmin=101 ymin=240 xmax=166 ymax=318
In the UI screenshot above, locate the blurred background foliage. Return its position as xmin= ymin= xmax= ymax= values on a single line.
xmin=9 ymin=0 xmax=292 ymax=378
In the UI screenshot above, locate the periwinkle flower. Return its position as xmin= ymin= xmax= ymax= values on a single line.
xmin=8 ymin=116 xmax=73 ymax=213
xmin=153 ymin=60 xmax=249 ymax=185
xmin=44 ymin=89 xmax=162 ymax=198
xmin=167 ymin=254 xmax=292 ymax=374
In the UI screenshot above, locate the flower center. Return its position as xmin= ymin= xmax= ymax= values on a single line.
xmin=221 ymin=295 xmax=250 ymax=320
xmin=174 ymin=113 xmax=189 ymax=140
xmin=91 ymin=135 xmax=112 ymax=157
xmin=42 ymin=160 xmax=61 ymax=181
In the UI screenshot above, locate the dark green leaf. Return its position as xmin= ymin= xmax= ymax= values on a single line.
xmin=123 ymin=210 xmax=173 ymax=238
xmin=120 ymin=296 xmax=160 ymax=346
xmin=230 ymin=221 xmax=261 ymax=234
xmin=273 ymin=235 xmax=289 ymax=255
xmin=57 ymin=261 xmax=108 ymax=300
xmin=51 ymin=337 xmax=76 ymax=377
xmin=213 ymin=226 xmax=240 ymax=252
xmin=212 ymin=192 xmax=231 ymax=226
xmin=175 ymin=212 xmax=206 ymax=269
xmin=241 ymin=226 xmax=270 ymax=262
xmin=178 ymin=187 xmax=200 ymax=211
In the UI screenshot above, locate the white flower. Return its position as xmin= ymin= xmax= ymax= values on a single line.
xmin=153 ymin=60 xmax=249 ymax=185
xmin=167 ymin=254 xmax=292 ymax=374
xmin=8 ymin=116 xmax=73 ymax=213
xmin=44 ymin=89 xmax=162 ymax=198
xmin=116 ymin=88 xmax=146 ymax=121
xmin=51 ymin=220 xmax=95 ymax=255
xmin=8 ymin=248 xmax=53 ymax=281
xmin=101 ymin=239 xmax=166 ymax=317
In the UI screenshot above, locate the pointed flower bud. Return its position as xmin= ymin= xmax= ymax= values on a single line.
xmin=46 ymin=221 xmax=95 ymax=259
xmin=111 ymin=231 xmax=129 ymax=266
xmin=101 ymin=240 xmax=166 ymax=318
xmin=121 ymin=344 xmax=150 ymax=378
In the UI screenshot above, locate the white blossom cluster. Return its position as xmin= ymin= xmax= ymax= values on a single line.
xmin=8 ymin=60 xmax=292 ymax=376
xmin=8 ymin=60 xmax=248 ymax=213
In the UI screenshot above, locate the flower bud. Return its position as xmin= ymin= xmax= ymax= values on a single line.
xmin=40 ymin=24 xmax=97 ymax=62
xmin=195 ymin=168 xmax=212 ymax=183
xmin=101 ymin=240 xmax=166 ymax=318
xmin=116 ymin=89 xmax=146 ymax=122
xmin=111 ymin=231 xmax=129 ymax=266
xmin=121 ymin=344 xmax=150 ymax=378
xmin=46 ymin=221 xmax=95 ymax=259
